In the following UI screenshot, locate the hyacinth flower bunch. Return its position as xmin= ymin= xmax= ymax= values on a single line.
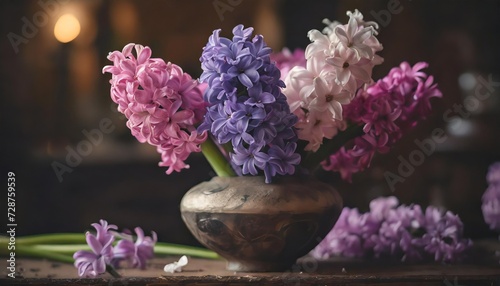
xmin=103 ymin=10 xmax=442 ymax=183
xmin=311 ymin=197 xmax=473 ymax=263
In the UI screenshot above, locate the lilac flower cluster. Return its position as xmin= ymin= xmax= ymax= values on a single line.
xmin=322 ymin=62 xmax=442 ymax=181
xmin=482 ymin=162 xmax=500 ymax=231
xmin=73 ymin=220 xmax=157 ymax=277
xmin=198 ymin=25 xmax=300 ymax=183
xmin=311 ymin=197 xmax=472 ymax=263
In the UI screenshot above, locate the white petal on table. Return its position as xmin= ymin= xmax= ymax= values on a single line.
xmin=163 ymin=255 xmax=188 ymax=273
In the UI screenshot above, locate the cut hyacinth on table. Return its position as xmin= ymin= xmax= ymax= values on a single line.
xmin=101 ymin=9 xmax=446 ymax=271
xmin=311 ymin=197 xmax=473 ymax=263
xmin=482 ymin=162 xmax=500 ymax=262
xmin=72 ymin=220 xmax=159 ymax=277
xmin=0 ymin=219 xmax=220 ymax=278
xmin=483 ymin=162 xmax=500 ymax=232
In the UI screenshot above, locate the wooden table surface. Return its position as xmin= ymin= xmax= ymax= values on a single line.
xmin=2 ymin=241 xmax=500 ymax=285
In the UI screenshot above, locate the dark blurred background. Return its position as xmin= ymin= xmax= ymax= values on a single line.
xmin=1 ymin=0 xmax=500 ymax=245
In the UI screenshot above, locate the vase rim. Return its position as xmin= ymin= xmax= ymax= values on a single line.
xmin=180 ymin=175 xmax=343 ymax=214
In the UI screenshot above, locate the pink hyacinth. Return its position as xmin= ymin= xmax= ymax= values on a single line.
xmin=103 ymin=43 xmax=207 ymax=174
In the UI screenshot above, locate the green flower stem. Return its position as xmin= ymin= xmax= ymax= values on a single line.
xmin=301 ymin=124 xmax=365 ymax=172
xmin=23 ymin=243 xmax=219 ymax=260
xmin=201 ymin=136 xmax=236 ymax=177
xmin=26 ymin=244 xmax=91 ymax=255
xmin=1 ymin=234 xmax=220 ymax=262
xmin=13 ymin=233 xmax=86 ymax=245
xmin=106 ymin=265 xmax=122 ymax=278
xmin=15 ymin=245 xmax=75 ymax=264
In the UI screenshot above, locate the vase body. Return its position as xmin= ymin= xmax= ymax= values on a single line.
xmin=180 ymin=176 xmax=342 ymax=272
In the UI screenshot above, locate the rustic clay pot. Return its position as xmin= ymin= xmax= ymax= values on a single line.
xmin=180 ymin=176 xmax=343 ymax=272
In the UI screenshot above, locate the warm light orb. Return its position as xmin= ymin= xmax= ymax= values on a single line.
xmin=54 ymin=14 xmax=81 ymax=43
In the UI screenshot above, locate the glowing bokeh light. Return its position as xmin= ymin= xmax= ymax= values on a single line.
xmin=54 ymin=14 xmax=81 ymax=43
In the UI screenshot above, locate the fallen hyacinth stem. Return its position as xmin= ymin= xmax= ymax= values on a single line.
xmin=25 ymin=244 xmax=93 ymax=254
xmin=14 ymin=233 xmax=86 ymax=245
xmin=0 ymin=234 xmax=220 ymax=263
xmin=22 ymin=243 xmax=219 ymax=259
xmin=106 ymin=265 xmax=122 ymax=278
xmin=14 ymin=245 xmax=75 ymax=264
xmin=302 ymin=124 xmax=364 ymax=172
xmin=16 ymin=233 xmax=87 ymax=245
xmin=201 ymin=136 xmax=237 ymax=177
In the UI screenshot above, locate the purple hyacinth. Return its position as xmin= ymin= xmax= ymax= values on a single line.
xmin=231 ymin=144 xmax=269 ymax=176
xmin=112 ymin=227 xmax=158 ymax=269
xmin=73 ymin=220 xmax=117 ymax=277
xmin=310 ymin=207 xmax=371 ymax=259
xmin=370 ymin=201 xmax=426 ymax=262
xmin=92 ymin=219 xmax=118 ymax=246
xmin=422 ymin=207 xmax=473 ymax=262
xmin=199 ymin=24 xmax=300 ymax=183
xmin=482 ymin=162 xmax=500 ymax=231
xmin=73 ymin=220 xmax=158 ymax=277
xmin=262 ymin=143 xmax=301 ymax=181
xmin=311 ymin=197 xmax=472 ymax=263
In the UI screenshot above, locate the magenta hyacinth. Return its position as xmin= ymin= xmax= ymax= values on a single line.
xmin=322 ymin=62 xmax=442 ymax=181
xmin=270 ymin=48 xmax=306 ymax=80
